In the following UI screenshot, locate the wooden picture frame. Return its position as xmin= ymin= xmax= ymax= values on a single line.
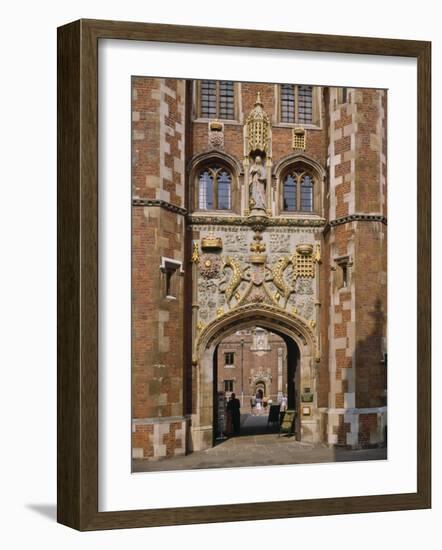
xmin=57 ymin=19 xmax=431 ymax=530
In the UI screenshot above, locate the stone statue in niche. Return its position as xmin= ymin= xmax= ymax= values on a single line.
xmin=249 ymin=155 xmax=267 ymax=211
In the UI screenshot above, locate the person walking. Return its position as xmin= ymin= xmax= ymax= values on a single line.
xmin=250 ymin=396 xmax=256 ymax=412
xmin=227 ymin=392 xmax=241 ymax=435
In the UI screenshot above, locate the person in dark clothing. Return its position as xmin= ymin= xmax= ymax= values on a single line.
xmin=227 ymin=393 xmax=241 ymax=435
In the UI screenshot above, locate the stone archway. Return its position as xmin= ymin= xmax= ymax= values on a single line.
xmin=255 ymin=383 xmax=265 ymax=399
xmin=190 ymin=305 xmax=319 ymax=452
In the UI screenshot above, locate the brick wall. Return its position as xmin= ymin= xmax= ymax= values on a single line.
xmin=131 ymin=77 xmax=188 ymax=461
xmin=324 ymin=88 xmax=387 ymax=448
xmin=191 ymin=81 xmax=328 ymax=184
xmin=354 ymin=222 xmax=387 ymax=408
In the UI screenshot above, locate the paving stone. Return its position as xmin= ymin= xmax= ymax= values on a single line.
xmin=133 ymin=412 xmax=386 ymax=472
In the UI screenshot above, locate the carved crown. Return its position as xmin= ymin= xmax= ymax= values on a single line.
xmin=201 ymin=232 xmax=223 ymax=251
xmin=296 ymin=243 xmax=314 ymax=256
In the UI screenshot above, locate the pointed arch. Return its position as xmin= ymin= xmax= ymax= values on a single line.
xmin=274 ymin=153 xmax=326 ymax=217
xmin=196 ymin=304 xmax=317 ymax=363
xmin=190 ymin=304 xmax=319 ymax=452
xmin=188 ymin=150 xmax=243 ymax=179
xmin=189 ymin=150 xmax=242 ymax=213
xmin=273 ymin=152 xmax=326 ymax=181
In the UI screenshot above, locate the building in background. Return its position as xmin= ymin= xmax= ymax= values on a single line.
xmin=217 ymin=328 xmax=287 ymax=406
xmin=131 ymin=78 xmax=387 ymax=462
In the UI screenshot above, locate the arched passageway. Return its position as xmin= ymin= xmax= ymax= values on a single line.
xmin=213 ymin=325 xmax=301 ymax=442
xmin=190 ymin=305 xmax=316 ymax=452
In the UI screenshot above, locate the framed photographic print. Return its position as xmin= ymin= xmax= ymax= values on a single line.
xmin=57 ymin=19 xmax=431 ymax=530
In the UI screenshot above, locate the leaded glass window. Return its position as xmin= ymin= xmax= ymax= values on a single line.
xmin=300 ymin=174 xmax=313 ymax=211
xmin=198 ymin=170 xmax=214 ymax=210
xmin=200 ymin=80 xmax=235 ymax=119
xmin=217 ymin=169 xmax=232 ymax=209
xmin=280 ymin=84 xmax=314 ymax=125
xmin=197 ymin=165 xmax=232 ymax=210
xmin=280 ymin=84 xmax=295 ymax=123
xmin=298 ymin=85 xmax=313 ymax=124
xmin=283 ymin=174 xmax=297 ymax=211
xmin=200 ymin=80 xmax=217 ymax=118
xmin=282 ymin=169 xmax=314 ymax=212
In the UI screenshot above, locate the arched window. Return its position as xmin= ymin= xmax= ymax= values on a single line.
xmin=198 ymin=165 xmax=232 ymax=210
xmin=282 ymin=168 xmax=314 ymax=213
xmin=283 ymin=174 xmax=297 ymax=211
xmin=198 ymin=169 xmax=214 ymax=209
xmin=300 ymin=174 xmax=313 ymax=211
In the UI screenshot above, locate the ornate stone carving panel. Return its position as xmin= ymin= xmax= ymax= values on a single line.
xmin=269 ymin=233 xmax=290 ymax=253
xmin=193 ymin=225 xmax=320 ymax=335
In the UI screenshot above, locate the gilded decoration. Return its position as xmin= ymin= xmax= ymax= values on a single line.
xmin=293 ymin=243 xmax=316 ymax=278
xmin=201 ymin=232 xmax=223 ymax=251
xmin=245 ymin=92 xmax=270 ymax=156
xmin=195 ymin=230 xmax=320 ymax=336
xmin=216 ymin=237 xmax=317 ymax=315
xmin=194 ymin=302 xmax=319 ymax=364
xmin=208 ymin=120 xmax=224 ymax=149
xmin=192 ymin=129 xmax=323 ymax=362
xmin=191 ymin=242 xmax=200 ymax=263
xmin=292 ymin=127 xmax=306 ymax=150
xmin=269 ymin=256 xmax=292 ymax=306
xmin=219 ymin=256 xmax=245 ymax=305
xmin=249 ymin=233 xmax=267 ymax=264
xmin=188 ymin=215 xmax=326 ymax=228
xmin=314 ymin=243 xmax=322 ymax=263
xmin=199 ymin=254 xmax=222 ymax=279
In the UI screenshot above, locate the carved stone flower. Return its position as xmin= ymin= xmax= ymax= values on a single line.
xmin=199 ymin=254 xmax=221 ymax=279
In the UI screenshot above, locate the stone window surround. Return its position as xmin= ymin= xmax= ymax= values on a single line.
xmin=336 ymin=86 xmax=351 ymax=106
xmin=193 ymin=82 xmax=323 ymax=129
xmin=273 ymin=153 xmax=326 ymax=218
xmin=281 ymin=170 xmax=315 ymax=213
xmin=193 ymin=80 xmax=242 ymax=123
xmin=159 ymin=257 xmax=184 ymax=300
xmin=197 ymin=164 xmax=233 ymax=211
xmin=333 ymin=255 xmax=353 ymax=290
xmin=189 ymin=151 xmax=242 ymax=214
xmin=223 ymin=379 xmax=235 ymax=392
xmin=224 ymin=350 xmax=236 ymax=368
xmin=273 ymin=84 xmax=323 ymax=129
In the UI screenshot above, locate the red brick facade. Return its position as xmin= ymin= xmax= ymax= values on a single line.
xmin=131 ymin=79 xmax=387 ymax=462
xmin=131 ymin=78 xmax=187 ymax=460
